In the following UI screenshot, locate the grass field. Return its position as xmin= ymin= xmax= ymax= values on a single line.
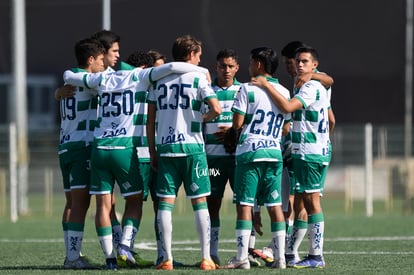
xmin=0 ymin=192 xmax=413 ymax=274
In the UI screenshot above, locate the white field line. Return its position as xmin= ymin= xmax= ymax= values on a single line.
xmin=1 ymin=236 xmax=413 ymax=255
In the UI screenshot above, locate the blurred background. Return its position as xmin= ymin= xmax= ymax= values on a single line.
xmin=0 ymin=0 xmax=412 ymax=219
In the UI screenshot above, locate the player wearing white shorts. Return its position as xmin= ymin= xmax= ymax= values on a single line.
xmin=223 ymin=47 xmax=291 ymax=270
xmin=147 ymin=35 xmax=221 ymax=271
xmin=252 ymin=46 xmax=331 ymax=269
xmin=64 ymin=59 xmax=209 ymax=269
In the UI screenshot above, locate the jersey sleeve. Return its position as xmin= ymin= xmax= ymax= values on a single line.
xmin=63 ymin=69 xmax=104 ymax=90
xmin=293 ymin=80 xmax=318 ymax=108
xmin=149 ymin=62 xmax=208 ymax=83
xmin=231 ymin=84 xmax=248 ymax=116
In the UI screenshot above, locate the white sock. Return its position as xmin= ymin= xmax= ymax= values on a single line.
xmin=236 ymin=229 xmax=251 ymax=260
xmin=308 ymin=221 xmax=324 ymax=256
xmin=194 ymin=208 xmax=211 ymax=260
xmin=67 ymin=230 xmax=84 ymax=261
xmin=99 ymin=234 xmax=115 ymax=258
xmin=286 ymin=225 xmax=307 ymax=256
xmin=248 ymin=229 xmax=256 ymax=248
xmin=63 ymin=229 xmax=68 ymax=257
xmin=271 ymin=230 xmax=286 ymax=260
xmin=122 ymin=224 xmax=137 ymax=250
xmin=157 ymin=209 xmax=173 ymax=261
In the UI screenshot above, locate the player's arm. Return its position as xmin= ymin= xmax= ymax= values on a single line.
xmin=203 ymin=96 xmax=221 ymax=122
xmin=54 ymin=84 xmax=76 ymax=100
xmin=251 ymin=76 xmax=302 ymax=113
xmin=147 ymin=62 xmax=209 ymax=82
xmin=146 ymin=102 xmax=158 ymax=172
xmin=328 ymin=108 xmax=336 ymax=134
xmin=63 ymin=69 xmax=103 ymax=89
xmin=295 ymin=72 xmax=334 ymax=89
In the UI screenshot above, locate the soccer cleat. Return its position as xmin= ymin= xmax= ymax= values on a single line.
xmin=105 ymin=257 xmax=118 ymax=270
xmin=248 ymin=247 xmax=273 ymax=264
xmin=117 ymin=247 xmax=137 ymax=267
xmin=156 ymin=256 xmax=184 ymax=267
xmin=130 ymin=250 xmax=154 ymax=267
xmin=200 ymin=258 xmax=217 ymax=270
xmin=248 ymin=254 xmax=261 ymax=267
xmin=271 ymin=258 xmax=286 ymax=269
xmin=293 ymin=256 xmax=324 ymax=269
xmin=285 ymin=253 xmax=301 ymax=268
xmin=156 ymin=259 xmax=173 ymax=270
xmin=222 ymin=257 xmax=250 ymax=269
xmin=63 ymin=256 xmax=95 ymax=269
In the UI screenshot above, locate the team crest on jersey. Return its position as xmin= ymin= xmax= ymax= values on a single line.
xmin=161 ymin=127 xmax=185 ymax=144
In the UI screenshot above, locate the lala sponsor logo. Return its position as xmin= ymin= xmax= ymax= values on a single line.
xmin=102 ymin=122 xmax=127 ymax=138
xmin=252 ymin=140 xmax=277 ymax=151
xmin=161 ymin=126 xmax=185 ymax=144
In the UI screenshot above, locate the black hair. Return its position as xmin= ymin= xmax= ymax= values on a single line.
xmin=281 ymin=41 xmax=306 ymax=59
xmin=91 ymin=29 xmax=120 ymax=52
xmin=74 ymin=38 xmax=105 ymax=67
xmin=126 ymin=51 xmax=154 ymax=68
xmin=216 ymin=48 xmax=239 ymax=63
xmin=250 ymin=47 xmax=278 ymax=75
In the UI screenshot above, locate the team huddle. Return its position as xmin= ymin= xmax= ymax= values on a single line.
xmin=57 ymin=30 xmax=334 ymax=271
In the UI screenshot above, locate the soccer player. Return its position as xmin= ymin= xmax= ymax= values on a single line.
xmin=146 ymin=34 xmax=222 ymax=271
xmin=222 ymin=47 xmax=291 ymax=269
xmin=252 ymin=45 xmax=331 ymax=269
xmin=59 ymin=38 xmax=105 ymax=269
xmin=63 ymin=56 xmax=211 ymax=270
xmin=202 ymin=48 xmax=241 ymax=266
xmin=281 ymin=41 xmax=335 ymax=267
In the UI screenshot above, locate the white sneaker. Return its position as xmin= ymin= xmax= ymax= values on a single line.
xmin=271 ymin=258 xmax=286 ymax=269
xmin=63 ymin=256 xmax=94 ymax=269
xmin=222 ymin=257 xmax=250 ymax=269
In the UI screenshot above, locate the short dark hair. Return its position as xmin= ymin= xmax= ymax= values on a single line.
xmin=216 ymin=48 xmax=238 ymax=63
xmin=147 ymin=49 xmax=167 ymax=63
xmin=126 ymin=51 xmax=154 ymax=68
xmin=295 ymin=46 xmax=319 ymax=62
xmin=250 ymin=47 xmax=278 ymax=75
xmin=74 ymin=38 xmax=105 ymax=67
xmin=281 ymin=41 xmax=306 ymax=59
xmin=172 ymin=35 xmax=202 ymax=61
xmin=91 ymin=29 xmax=120 ymax=52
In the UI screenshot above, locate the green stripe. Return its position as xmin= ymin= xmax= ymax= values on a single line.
xmin=83 ymin=74 xmax=91 ymax=89
xmin=192 ymin=202 xmax=208 ymax=211
xmin=191 ymin=121 xmax=201 ymax=132
xmin=248 ymin=91 xmax=255 ymax=103
xmin=308 ymin=212 xmax=324 ymax=224
xmin=294 ymin=219 xmax=308 ymax=229
xmin=123 ymin=218 xmax=139 ymax=228
xmin=271 ymin=221 xmax=286 ymax=232
xmin=134 ymin=114 xmax=146 ymax=125
xmin=96 ymin=226 xmax=112 ymax=237
xmin=305 ymin=110 xmax=318 ymax=122
xmin=67 ymin=222 xmax=85 ymax=232
xmin=77 ymin=100 xmax=90 ymax=111
xmin=159 ymin=201 xmax=174 ymax=211
xmin=77 ymin=120 xmax=86 ymax=131
xmin=193 ymin=77 xmax=199 ymax=88
xmin=236 ymin=220 xmax=252 ymax=230
xmin=135 ymin=91 xmax=148 ymax=103
xmin=192 ymin=99 xmax=201 ymax=111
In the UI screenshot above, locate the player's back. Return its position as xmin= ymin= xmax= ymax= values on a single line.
xmin=149 ymin=71 xmax=214 ymax=156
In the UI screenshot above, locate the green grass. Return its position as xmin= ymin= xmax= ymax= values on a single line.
xmin=0 ymin=192 xmax=413 ymax=274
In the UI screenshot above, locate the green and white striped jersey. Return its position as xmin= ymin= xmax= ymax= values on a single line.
xmin=64 ymin=62 xmax=209 ymax=151
xmin=58 ymin=68 xmax=98 ymax=154
xmin=291 ymin=80 xmax=331 ymax=164
xmin=232 ymin=77 xmax=291 ymax=165
xmin=203 ymin=78 xmax=241 ymax=158
xmin=148 ymin=72 xmax=217 ymax=157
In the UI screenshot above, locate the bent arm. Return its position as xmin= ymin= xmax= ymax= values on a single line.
xmin=203 ymin=97 xmax=222 ymax=122
xmin=251 ymin=76 xmax=302 ymax=113
xmin=296 ymin=72 xmax=334 ymax=89
xmin=149 ymin=62 xmax=209 ymax=82
xmin=63 ymin=70 xmax=103 ymax=89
